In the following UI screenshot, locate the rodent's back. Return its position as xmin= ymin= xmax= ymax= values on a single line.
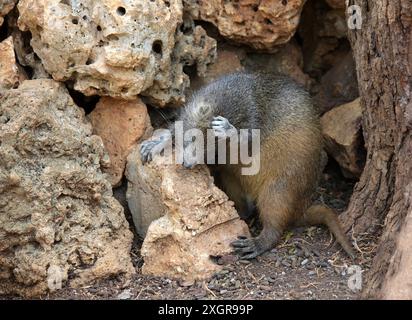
xmin=190 ymin=72 xmax=319 ymax=139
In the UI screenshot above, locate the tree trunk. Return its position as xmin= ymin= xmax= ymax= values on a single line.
xmin=342 ymin=0 xmax=412 ymax=298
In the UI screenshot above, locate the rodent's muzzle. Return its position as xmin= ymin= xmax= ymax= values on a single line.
xmin=183 ymin=161 xmax=196 ymax=169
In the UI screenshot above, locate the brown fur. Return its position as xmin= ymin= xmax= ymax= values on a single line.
xmin=141 ymin=71 xmax=355 ymax=259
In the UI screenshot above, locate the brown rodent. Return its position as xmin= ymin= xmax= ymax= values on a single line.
xmin=140 ymin=71 xmax=354 ymax=259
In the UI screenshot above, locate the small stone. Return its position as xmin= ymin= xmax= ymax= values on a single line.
xmin=267 ymin=277 xmax=276 ymax=283
xmin=321 ymin=98 xmax=365 ymax=178
xmin=301 ymin=259 xmax=309 ymax=266
xmin=260 ymin=285 xmax=272 ymax=291
xmin=117 ymin=289 xmax=132 ymax=300
xmin=179 ymin=280 xmax=195 ymax=287
xmin=282 ymin=260 xmax=291 ymax=267
xmin=317 ymin=261 xmax=329 ymax=268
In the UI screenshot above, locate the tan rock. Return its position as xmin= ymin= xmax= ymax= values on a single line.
xmin=126 ymin=146 xmax=249 ymax=281
xmin=325 ymin=0 xmax=346 ymax=9
xmin=190 ymin=44 xmax=246 ymax=91
xmin=0 ymin=0 xmax=16 ymax=26
xmin=89 ymin=97 xmax=152 ymax=186
xmin=314 ymin=53 xmax=359 ymax=113
xmin=185 ymin=0 xmax=306 ymax=51
xmin=0 ymin=36 xmax=27 ymax=90
xmin=0 ymin=80 xmax=134 ymax=297
xmin=17 ymin=0 xmax=216 ymax=106
xmin=321 ymin=98 xmax=365 ymax=179
xmin=244 ymin=40 xmax=313 ymax=89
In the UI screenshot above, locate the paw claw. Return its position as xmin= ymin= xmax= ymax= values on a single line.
xmin=241 ymin=251 xmax=260 ymax=260
xmin=210 ymin=116 xmax=235 ymax=138
xmin=231 ymin=237 xmax=264 ymax=260
xmin=140 ymin=139 xmax=164 ymax=164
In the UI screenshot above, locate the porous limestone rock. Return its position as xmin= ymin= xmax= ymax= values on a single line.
xmin=184 ymin=0 xmax=306 ymax=51
xmin=0 ymin=36 xmax=27 ymax=90
xmin=321 ymin=98 xmax=365 ymax=179
xmin=0 ymin=0 xmax=16 ymax=26
xmin=17 ymin=0 xmax=216 ymax=106
xmin=89 ymin=97 xmax=152 ymax=187
xmin=0 ymin=80 xmax=134 ymax=297
xmin=10 ymin=27 xmax=50 ymax=80
xmin=126 ymin=146 xmax=249 ymax=281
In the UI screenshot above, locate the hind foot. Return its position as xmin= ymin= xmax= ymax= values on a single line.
xmin=231 ymin=228 xmax=281 ymax=260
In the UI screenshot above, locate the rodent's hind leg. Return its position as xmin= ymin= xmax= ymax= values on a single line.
xmin=231 ymin=227 xmax=281 ymax=260
xmin=210 ymin=116 xmax=236 ymax=139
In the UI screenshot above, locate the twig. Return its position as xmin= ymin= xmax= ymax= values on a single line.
xmin=202 ymin=281 xmax=217 ymax=298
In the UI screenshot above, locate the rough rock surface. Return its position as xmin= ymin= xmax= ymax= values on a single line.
xmin=190 ymin=44 xmax=246 ymax=91
xmin=314 ymin=53 xmax=359 ymax=113
xmin=299 ymin=0 xmax=349 ymax=80
xmin=0 ymin=36 xmax=27 ymax=90
xmin=0 ymin=0 xmax=16 ymax=26
xmin=126 ymin=146 xmax=250 ymax=281
xmin=89 ymin=97 xmax=152 ymax=187
xmin=0 ymin=80 xmax=134 ymax=297
xmin=9 ymin=28 xmax=50 ymax=80
xmin=185 ymin=0 xmax=306 ymax=51
xmin=244 ymin=40 xmax=313 ymax=89
xmin=17 ymin=0 xmax=216 ymax=106
xmin=325 ymin=0 xmax=346 ymax=9
xmin=321 ymin=98 xmax=365 ymax=179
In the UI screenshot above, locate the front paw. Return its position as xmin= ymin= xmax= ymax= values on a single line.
xmin=231 ymin=236 xmax=265 ymax=260
xmin=140 ymin=139 xmax=162 ymax=164
xmin=211 ymin=116 xmax=236 ymax=139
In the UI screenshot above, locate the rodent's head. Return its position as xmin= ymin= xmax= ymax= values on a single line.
xmin=177 ymin=98 xmax=216 ymax=169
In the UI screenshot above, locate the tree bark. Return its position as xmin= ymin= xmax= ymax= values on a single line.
xmin=343 ymin=0 xmax=412 ymax=298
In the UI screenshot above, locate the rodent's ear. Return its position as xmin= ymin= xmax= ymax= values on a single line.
xmin=198 ymin=104 xmax=209 ymax=115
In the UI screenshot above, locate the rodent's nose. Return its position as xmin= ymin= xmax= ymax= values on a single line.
xmin=183 ymin=162 xmax=195 ymax=169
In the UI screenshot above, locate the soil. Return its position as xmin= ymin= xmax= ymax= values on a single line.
xmin=3 ymin=160 xmax=376 ymax=300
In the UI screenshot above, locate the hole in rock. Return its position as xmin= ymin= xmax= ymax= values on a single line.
xmin=66 ymin=83 xmax=99 ymax=115
xmin=152 ymin=40 xmax=163 ymax=56
xmin=116 ymin=7 xmax=126 ymax=16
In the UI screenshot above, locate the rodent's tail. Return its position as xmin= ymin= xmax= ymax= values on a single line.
xmin=297 ymin=204 xmax=355 ymax=259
